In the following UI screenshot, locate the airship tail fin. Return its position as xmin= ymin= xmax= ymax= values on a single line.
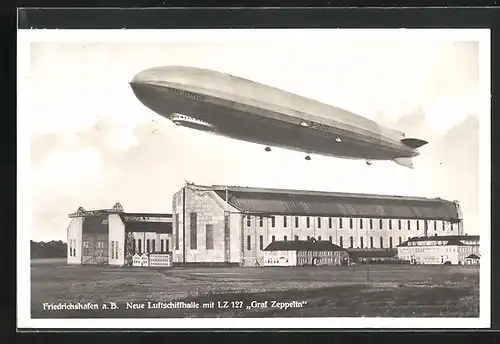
xmin=393 ymin=157 xmax=415 ymax=169
xmin=401 ymin=138 xmax=428 ymax=149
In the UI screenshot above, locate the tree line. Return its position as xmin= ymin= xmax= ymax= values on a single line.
xmin=30 ymin=240 xmax=67 ymax=258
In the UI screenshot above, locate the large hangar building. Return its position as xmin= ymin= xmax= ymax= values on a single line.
xmin=66 ymin=202 xmax=172 ymax=266
xmin=171 ymin=182 xmax=463 ymax=266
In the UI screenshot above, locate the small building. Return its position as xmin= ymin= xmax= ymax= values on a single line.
xmin=263 ymin=238 xmax=349 ymax=266
xmin=133 ymin=253 xmax=149 ymax=267
xmin=348 ymin=248 xmax=398 ymax=264
xmin=149 ymin=251 xmax=173 ymax=267
xmin=464 ymin=254 xmax=480 ymax=265
xmin=397 ymin=235 xmax=480 ymax=265
xmin=67 ymin=202 xmax=172 ymax=267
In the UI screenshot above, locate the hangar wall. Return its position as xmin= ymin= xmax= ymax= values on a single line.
xmin=108 ymin=214 xmax=125 ymax=267
xmin=172 ymin=186 xmax=242 ymax=264
xmin=67 ymin=217 xmax=83 ymax=265
xmin=131 ymin=232 xmax=172 ymax=253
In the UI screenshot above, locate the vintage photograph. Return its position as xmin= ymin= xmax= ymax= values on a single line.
xmin=17 ymin=29 xmax=490 ymax=329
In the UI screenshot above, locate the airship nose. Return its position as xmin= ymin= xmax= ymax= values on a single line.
xmin=130 ymin=68 xmax=157 ymax=85
xmin=130 ymin=66 xmax=185 ymax=86
xmin=129 ymin=67 xmax=170 ymax=97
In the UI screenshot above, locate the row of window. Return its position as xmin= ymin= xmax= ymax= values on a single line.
xmin=247 ymin=235 xmax=403 ymax=251
xmin=173 ymin=213 xmax=216 ymax=251
xmin=110 ymin=240 xmax=119 ymax=260
xmin=297 ymin=251 xmax=334 ymax=256
xmin=409 ymin=247 xmax=459 ymax=253
xmin=172 ymin=212 xmax=448 ymax=252
xmin=68 ymin=239 xmax=77 ymax=257
xmin=134 ymin=238 xmax=171 ymax=254
xmin=246 ymin=216 xmax=452 ymax=231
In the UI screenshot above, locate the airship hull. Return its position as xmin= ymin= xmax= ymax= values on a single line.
xmin=130 ymin=66 xmax=425 ymax=161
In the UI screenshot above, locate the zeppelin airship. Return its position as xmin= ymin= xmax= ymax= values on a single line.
xmin=129 ymin=66 xmax=428 ymax=168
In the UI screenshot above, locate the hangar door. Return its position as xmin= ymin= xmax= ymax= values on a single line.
xmin=82 ymin=215 xmax=109 ymax=265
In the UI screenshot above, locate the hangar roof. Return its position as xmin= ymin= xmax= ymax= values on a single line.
xmin=264 ymin=239 xmax=345 ymax=252
xmin=68 ymin=203 xmax=172 ymax=219
xmin=71 ymin=203 xmax=173 ymax=234
xmin=123 ymin=220 xmax=172 ymax=234
xmin=206 ymin=184 xmax=461 ymax=222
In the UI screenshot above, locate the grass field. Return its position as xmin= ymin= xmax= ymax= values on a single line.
xmin=30 ymin=258 xmax=479 ymax=318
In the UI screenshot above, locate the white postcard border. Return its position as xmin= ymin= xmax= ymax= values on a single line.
xmin=17 ymin=28 xmax=491 ymax=329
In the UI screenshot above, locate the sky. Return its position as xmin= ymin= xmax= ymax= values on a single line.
xmin=25 ymin=34 xmax=484 ymax=242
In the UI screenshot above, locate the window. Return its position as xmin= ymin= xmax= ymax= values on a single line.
xmin=175 ymin=214 xmax=179 ymax=250
xmin=295 ymin=235 xmax=299 ymax=241
xmin=247 ymin=217 xmax=251 ymax=227
xmin=160 ymin=240 xmax=164 ymax=252
xmin=360 ymin=237 xmax=364 ymax=248
xmin=247 ymin=235 xmax=251 ymax=250
xmin=283 ymin=216 xmax=288 ymax=228
xmin=339 ymin=218 xmax=343 ymax=229
xmin=295 ymin=217 xmax=299 ymax=228
xmin=73 ymin=239 xmax=76 ymax=257
xmin=115 ymin=241 xmax=119 ymax=259
xmin=318 ymin=236 xmax=322 ymax=241
xmin=349 ymin=236 xmax=354 ymax=248
xmin=442 ymin=221 xmax=445 ymax=231
xmin=83 ymin=241 xmax=90 ymax=256
xmin=389 ymin=220 xmax=392 ymax=230
xmin=306 ymin=217 xmax=310 ymax=228
xmin=339 ymin=236 xmax=343 ymax=247
xmin=271 ymin=217 xmax=275 ymax=227
xmin=370 ymin=236 xmax=373 ymax=248
xmin=284 ymin=236 xmax=287 ymax=241
xmin=329 ymin=236 xmax=333 ymax=243
xmin=370 ymin=219 xmax=373 ymax=230
xmin=317 ymin=217 xmax=321 ymax=228
xmin=206 ymin=224 xmax=214 ymax=250
xmin=329 ymin=218 xmax=332 ymax=228
xmin=147 ymin=239 xmax=151 ymax=253
xmin=166 ymin=239 xmax=170 ymax=252
xmin=389 ymin=237 xmax=393 ymax=248
xmin=398 ymin=220 xmax=402 ymax=230
xmin=111 ymin=241 xmax=115 ymax=259
xmin=417 ymin=221 xmax=420 ymax=231
xmin=434 ymin=221 xmax=437 ymax=231
xmin=307 ymin=236 xmax=310 ymax=240
xmin=380 ymin=237 xmax=383 ymax=248
xmin=360 ymin=219 xmax=363 ymax=229
xmin=152 ymin=239 xmax=156 ymax=252
xmin=69 ymin=240 xmax=73 ymax=257
xmin=271 ymin=235 xmax=275 ymax=242
xmin=380 ymin=219 xmax=383 ymax=229
xmin=259 ymin=216 xmax=263 ymax=227
xmin=190 ymin=212 xmax=197 ymax=250
xmin=399 ymin=237 xmax=402 ymax=245
xmin=349 ymin=218 xmax=353 ymax=229
xmin=138 ymin=239 xmax=142 ymax=254
xmin=408 ymin=220 xmax=411 ymax=230
xmin=259 ymin=235 xmax=264 ymax=250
